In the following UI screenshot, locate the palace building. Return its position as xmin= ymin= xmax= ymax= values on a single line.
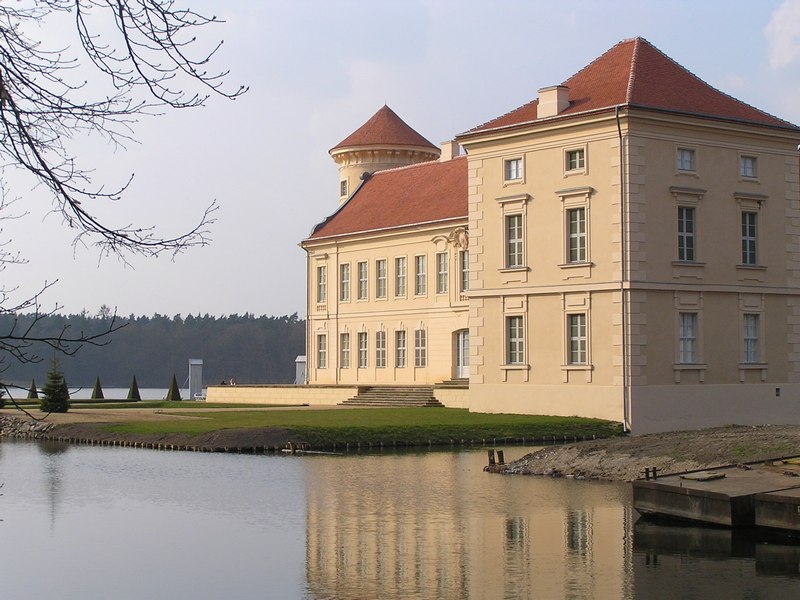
xmin=300 ymin=38 xmax=800 ymax=434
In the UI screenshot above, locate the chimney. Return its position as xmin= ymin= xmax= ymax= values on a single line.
xmin=537 ymin=85 xmax=570 ymax=118
xmin=440 ymin=140 xmax=460 ymax=161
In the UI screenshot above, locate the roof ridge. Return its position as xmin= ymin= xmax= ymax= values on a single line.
xmin=626 ymin=37 xmax=641 ymax=103
xmin=368 ymin=154 xmax=466 ymax=177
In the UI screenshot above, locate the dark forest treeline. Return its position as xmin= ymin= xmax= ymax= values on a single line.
xmin=0 ymin=312 xmax=306 ymax=389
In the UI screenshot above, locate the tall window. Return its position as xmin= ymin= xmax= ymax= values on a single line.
xmin=740 ymin=156 xmax=757 ymax=178
xmin=414 ymin=329 xmax=427 ymax=367
xmin=340 ymin=179 xmax=348 ymax=197
xmin=566 ymin=148 xmax=585 ymax=171
xmin=340 ymin=333 xmax=350 ymax=369
xmin=459 ymin=250 xmax=469 ymax=293
xmin=567 ymin=208 xmax=586 ymax=263
xmin=357 ymin=332 xmax=368 ymax=368
xmin=678 ymin=312 xmax=697 ymax=364
xmin=436 ymin=252 xmax=448 ymax=294
xmin=741 ymin=212 xmax=757 ymax=265
xmin=504 ymin=158 xmax=522 ymax=181
xmin=395 ymin=257 xmax=406 ymax=297
xmin=316 ymin=334 xmax=327 ymax=369
xmin=568 ymin=314 xmax=587 ymax=365
xmin=375 ymin=331 xmax=387 ymax=368
xmin=395 ymin=330 xmax=407 ymax=368
xmin=415 ymin=255 xmax=427 ymax=295
xmin=743 ymin=314 xmax=760 ymax=364
xmin=376 ymin=259 xmax=387 ymax=299
xmin=507 ymin=316 xmax=524 ymax=364
xmin=339 ymin=263 xmax=350 ymax=302
xmin=677 ymin=148 xmax=695 ymax=171
xmin=357 ymin=261 xmax=368 ymax=300
xmin=677 ymin=206 xmax=695 ymax=261
xmin=316 ymin=266 xmax=327 ymax=304
xmin=506 ymin=214 xmax=523 ymax=268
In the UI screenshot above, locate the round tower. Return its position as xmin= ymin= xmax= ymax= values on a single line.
xmin=330 ymin=105 xmax=440 ymax=204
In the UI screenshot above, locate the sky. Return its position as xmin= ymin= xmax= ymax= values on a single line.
xmin=3 ymin=0 xmax=800 ymax=320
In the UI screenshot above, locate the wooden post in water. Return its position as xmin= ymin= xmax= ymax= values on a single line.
xmin=497 ymin=450 xmax=505 ymax=465
xmin=487 ymin=449 xmax=496 ymax=466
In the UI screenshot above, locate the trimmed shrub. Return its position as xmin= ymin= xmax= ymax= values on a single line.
xmin=127 ymin=375 xmax=141 ymax=401
xmin=166 ymin=374 xmax=181 ymax=401
xmin=91 ymin=376 xmax=104 ymax=400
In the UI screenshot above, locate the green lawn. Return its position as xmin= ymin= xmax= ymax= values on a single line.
xmin=105 ymin=407 xmax=623 ymax=446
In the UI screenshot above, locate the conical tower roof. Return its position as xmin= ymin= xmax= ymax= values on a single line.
xmin=463 ymin=37 xmax=798 ymax=136
xmin=330 ymin=105 xmax=438 ymax=153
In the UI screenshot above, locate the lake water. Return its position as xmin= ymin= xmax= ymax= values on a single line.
xmin=1 ymin=441 xmax=799 ymax=599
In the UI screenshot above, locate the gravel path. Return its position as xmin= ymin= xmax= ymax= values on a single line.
xmin=489 ymin=424 xmax=800 ymax=481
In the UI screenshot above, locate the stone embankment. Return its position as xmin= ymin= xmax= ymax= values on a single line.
xmin=1 ymin=416 xmax=57 ymax=439
xmin=487 ymin=424 xmax=800 ymax=482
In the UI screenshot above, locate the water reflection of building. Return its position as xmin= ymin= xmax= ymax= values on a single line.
xmin=304 ymin=452 xmax=633 ymax=599
xmin=632 ymin=520 xmax=800 ymax=598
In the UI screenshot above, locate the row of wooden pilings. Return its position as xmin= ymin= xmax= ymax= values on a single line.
xmin=42 ymin=435 xmax=278 ymax=455
xmin=37 ymin=433 xmax=600 ymax=455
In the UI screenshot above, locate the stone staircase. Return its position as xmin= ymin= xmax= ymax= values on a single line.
xmin=435 ymin=378 xmax=469 ymax=389
xmin=340 ymin=385 xmax=443 ymax=408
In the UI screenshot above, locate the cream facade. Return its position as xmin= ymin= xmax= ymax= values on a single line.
xmin=304 ymin=221 xmax=470 ymax=385
xmin=299 ymin=39 xmax=800 ymax=434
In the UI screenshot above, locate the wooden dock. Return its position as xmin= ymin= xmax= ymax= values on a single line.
xmin=633 ymin=459 xmax=800 ymax=530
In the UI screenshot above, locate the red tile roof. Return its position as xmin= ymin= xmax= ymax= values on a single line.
xmin=307 ymin=156 xmax=467 ymax=240
xmin=463 ymin=37 xmax=798 ymax=135
xmin=330 ymin=105 xmax=439 ymax=153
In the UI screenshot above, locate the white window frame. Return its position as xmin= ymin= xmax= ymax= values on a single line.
xmin=677 ymin=205 xmax=696 ymax=262
xmin=395 ymin=256 xmax=406 ymax=297
xmin=506 ymin=315 xmax=524 ymax=365
xmin=357 ymin=261 xmax=368 ymax=300
xmin=504 ymin=157 xmax=523 ymax=182
xmin=567 ymin=313 xmax=588 ymax=365
xmin=316 ymin=265 xmax=327 ymax=304
xmin=567 ymin=207 xmax=587 ymax=263
xmin=414 ymin=329 xmax=427 ymax=368
xmin=459 ymin=250 xmax=469 ymax=293
xmin=339 ymin=263 xmax=350 ymax=302
xmin=340 ymin=179 xmax=348 ymax=198
xmin=564 ymin=146 xmax=587 ymax=174
xmin=739 ymin=155 xmax=757 ymax=179
xmin=375 ymin=259 xmax=387 ymax=299
xmin=316 ymin=334 xmax=327 ymax=369
xmin=340 ymin=332 xmax=350 ymax=369
xmin=357 ymin=332 xmax=368 ymax=368
xmin=505 ymin=213 xmax=524 ymax=268
xmin=395 ymin=330 xmax=407 ymax=368
xmin=742 ymin=313 xmax=760 ymax=364
xmin=676 ymin=147 xmax=696 ymax=173
xmin=436 ymin=252 xmax=448 ymax=294
xmin=414 ymin=254 xmax=427 ymax=296
xmin=741 ymin=211 xmax=758 ymax=266
xmin=375 ymin=330 xmax=387 ymax=368
xmin=678 ymin=312 xmax=698 ymax=364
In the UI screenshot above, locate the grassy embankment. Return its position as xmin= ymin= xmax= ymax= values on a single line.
xmin=96 ymin=405 xmax=623 ymax=447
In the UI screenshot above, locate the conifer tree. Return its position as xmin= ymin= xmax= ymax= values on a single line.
xmin=0 ymin=382 xmax=5 ymax=409
xmin=91 ymin=376 xmax=104 ymax=400
xmin=127 ymin=375 xmax=141 ymax=401
xmin=27 ymin=378 xmax=38 ymax=399
xmin=166 ymin=374 xmax=182 ymax=401
xmin=40 ymin=357 xmax=70 ymax=413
